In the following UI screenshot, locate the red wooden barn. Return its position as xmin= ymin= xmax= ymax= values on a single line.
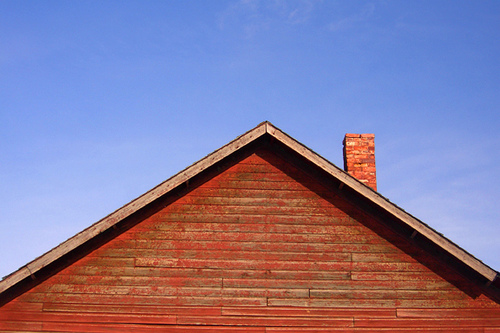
xmin=1 ymin=121 xmax=499 ymax=332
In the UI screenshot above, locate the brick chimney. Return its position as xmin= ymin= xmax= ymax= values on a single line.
xmin=343 ymin=133 xmax=377 ymax=191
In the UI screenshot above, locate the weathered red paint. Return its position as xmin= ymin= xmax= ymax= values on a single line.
xmin=1 ymin=148 xmax=499 ymax=331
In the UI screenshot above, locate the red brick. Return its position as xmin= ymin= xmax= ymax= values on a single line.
xmin=343 ymin=134 xmax=377 ymax=191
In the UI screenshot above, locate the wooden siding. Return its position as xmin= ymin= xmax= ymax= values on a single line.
xmin=1 ymin=148 xmax=499 ymax=331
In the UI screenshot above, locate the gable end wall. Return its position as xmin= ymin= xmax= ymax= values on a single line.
xmin=1 ymin=145 xmax=499 ymax=331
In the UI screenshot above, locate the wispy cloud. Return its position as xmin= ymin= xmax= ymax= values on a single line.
xmin=272 ymin=0 xmax=318 ymax=24
xmin=217 ymin=0 xmax=321 ymax=38
xmin=327 ymin=3 xmax=375 ymax=32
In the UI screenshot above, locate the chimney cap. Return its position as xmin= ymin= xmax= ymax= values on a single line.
xmin=344 ymin=133 xmax=375 ymax=138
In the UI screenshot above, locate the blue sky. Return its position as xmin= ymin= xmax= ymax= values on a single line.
xmin=1 ymin=1 xmax=499 ymax=278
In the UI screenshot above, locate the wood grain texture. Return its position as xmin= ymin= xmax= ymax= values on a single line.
xmin=1 ymin=148 xmax=499 ymax=331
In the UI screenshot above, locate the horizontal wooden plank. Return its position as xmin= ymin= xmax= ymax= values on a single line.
xmin=223 ymin=278 xmax=355 ymax=290
xmin=224 ymin=278 xmax=453 ymax=291
xmin=268 ymin=298 xmax=397 ymax=308
xmin=38 ymin=285 xmax=308 ymax=299
xmin=177 ymin=315 xmax=354 ymax=327
xmin=150 ymin=212 xmax=356 ymax=226
xmin=220 ymin=288 xmax=307 ymax=298
xmin=90 ymin=249 xmax=352 ymax=263
xmin=395 ymin=299 xmax=491 ymax=309
xmin=132 ymin=222 xmax=368 ymax=236
xmin=0 ymin=321 xmax=42 ymax=331
xmin=42 ymin=322 xmax=266 ymax=333
xmin=397 ymin=308 xmax=500 ymax=318
xmin=162 ymin=204 xmax=345 ymax=217
xmin=43 ymin=303 xmax=222 ymax=316
xmin=310 ymin=289 xmax=467 ymax=300
xmin=44 ymin=275 xmax=222 ymax=288
xmin=188 ymin=187 xmax=331 ymax=200
xmin=57 ymin=267 xmax=351 ymax=280
xmin=351 ymin=272 xmax=446 ymax=281
xmin=208 ymin=169 xmax=311 ymax=181
xmin=100 ymin=239 xmax=396 ymax=254
xmin=484 ymin=328 xmax=500 ymax=333
xmin=221 ymin=306 xmax=396 ymax=318
xmin=135 ymin=258 xmax=430 ymax=273
xmin=0 ymin=310 xmax=176 ymax=325
xmin=197 ymin=179 xmax=317 ymax=191
xmin=354 ymin=317 xmax=500 ymax=328
xmin=134 ymin=258 xmax=347 ymax=271
xmin=38 ymin=285 xmax=220 ymax=297
xmin=351 ymin=253 xmax=418 ymax=263
xmin=173 ymin=196 xmax=336 ymax=209
xmin=71 ymin=257 xmax=135 ymax=268
xmin=198 ymin=166 xmax=318 ymax=182
xmin=126 ymin=230 xmax=386 ymax=244
xmin=20 ymin=293 xmax=268 ymax=307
